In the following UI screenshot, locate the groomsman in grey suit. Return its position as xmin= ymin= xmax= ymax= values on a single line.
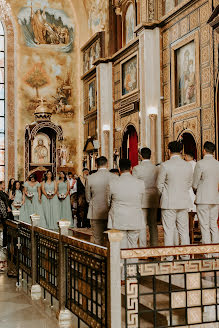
xmin=85 ymin=156 xmax=116 ymax=246
xmin=157 ymin=141 xmax=193 ymax=257
xmin=193 ymin=141 xmax=219 ymax=245
xmin=133 ymin=147 xmax=159 ymax=246
xmin=107 ymin=159 xmax=145 ymax=250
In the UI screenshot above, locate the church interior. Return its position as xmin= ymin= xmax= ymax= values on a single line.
xmin=0 ymin=0 xmax=219 ymax=327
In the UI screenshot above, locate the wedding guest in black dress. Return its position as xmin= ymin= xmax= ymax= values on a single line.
xmin=0 ymin=181 xmax=13 ymax=247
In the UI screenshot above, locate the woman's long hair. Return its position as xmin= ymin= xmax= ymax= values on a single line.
xmin=8 ymin=178 xmax=15 ymax=191
xmin=59 ymin=171 xmax=67 ymax=182
xmin=12 ymin=180 xmax=22 ymax=196
xmin=44 ymin=170 xmax=54 ymax=182
xmin=28 ymin=174 xmax=37 ymax=181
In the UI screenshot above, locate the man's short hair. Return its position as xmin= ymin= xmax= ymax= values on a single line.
xmin=141 ymin=147 xmax=151 ymax=159
xmin=204 ymin=141 xmax=216 ymax=154
xmin=168 ymin=141 xmax=183 ymax=153
xmin=119 ymin=159 xmax=131 ymax=172
xmin=82 ymin=168 xmax=89 ymax=172
xmin=109 ymin=168 xmax=119 ymax=174
xmin=0 ymin=181 xmax=4 ymax=185
xmin=96 ymin=156 xmax=107 ymax=168
xmin=184 ymin=151 xmax=195 ymax=159
xmin=68 ymin=172 xmax=73 ymax=175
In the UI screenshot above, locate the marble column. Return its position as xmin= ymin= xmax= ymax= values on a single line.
xmin=96 ymin=63 xmax=113 ymax=167
xmin=149 ymin=114 xmax=157 ymax=164
xmin=138 ymin=26 xmax=161 ymax=164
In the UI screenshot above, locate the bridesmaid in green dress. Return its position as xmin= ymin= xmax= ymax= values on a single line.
xmin=9 ymin=181 xmax=23 ymax=214
xmin=41 ymin=170 xmax=60 ymax=230
xmin=57 ymin=171 xmax=73 ymax=224
xmin=19 ymin=174 xmax=47 ymax=228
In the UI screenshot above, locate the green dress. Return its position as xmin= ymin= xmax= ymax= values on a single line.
xmin=19 ymin=182 xmax=47 ymax=228
xmin=58 ymin=181 xmax=73 ymax=224
xmin=12 ymin=190 xmax=23 ymax=211
xmin=42 ymin=181 xmax=60 ymax=230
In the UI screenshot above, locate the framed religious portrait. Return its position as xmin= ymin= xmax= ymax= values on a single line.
xmin=121 ymin=53 xmax=138 ymax=98
xmin=31 ymin=133 xmax=51 ymax=164
xmin=171 ymin=31 xmax=200 ymax=114
xmin=88 ymin=78 xmax=96 ymax=112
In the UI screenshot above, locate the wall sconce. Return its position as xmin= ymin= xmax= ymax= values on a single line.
xmin=148 ymin=106 xmax=158 ymax=116
xmin=103 ymin=124 xmax=110 ymax=132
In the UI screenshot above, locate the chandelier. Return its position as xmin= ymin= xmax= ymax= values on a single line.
xmin=0 ymin=0 xmax=12 ymax=21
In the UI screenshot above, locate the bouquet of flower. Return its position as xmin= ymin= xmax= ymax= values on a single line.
xmin=13 ymin=201 xmax=22 ymax=208
xmin=58 ymin=193 xmax=66 ymax=200
xmin=27 ymin=192 xmax=34 ymax=199
xmin=47 ymin=191 xmax=54 ymax=198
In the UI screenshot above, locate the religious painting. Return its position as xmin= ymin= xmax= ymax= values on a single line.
xmin=32 ymin=133 xmax=50 ymax=164
xmin=125 ymin=3 xmax=135 ymax=44
xmin=18 ymin=0 xmax=74 ymax=53
xmin=171 ymin=31 xmax=200 ymax=115
xmin=84 ymin=0 xmax=108 ymax=35
xmin=176 ymin=41 xmax=195 ymax=107
xmin=121 ymin=54 xmax=138 ymax=97
xmin=88 ymin=80 xmax=96 ymax=112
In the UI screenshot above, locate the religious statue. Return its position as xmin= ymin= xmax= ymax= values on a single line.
xmin=34 ymin=139 xmax=49 ymax=163
xmin=113 ymin=148 xmax=120 ymax=169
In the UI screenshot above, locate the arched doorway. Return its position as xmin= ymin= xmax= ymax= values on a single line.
xmin=122 ymin=125 xmax=138 ymax=167
xmin=181 ymin=132 xmax=197 ymax=160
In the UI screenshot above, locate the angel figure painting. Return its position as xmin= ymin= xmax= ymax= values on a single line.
xmin=18 ymin=0 xmax=74 ymax=52
xmin=176 ymin=41 xmax=196 ymax=107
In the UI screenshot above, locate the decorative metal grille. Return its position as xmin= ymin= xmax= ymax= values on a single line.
xmin=19 ymin=224 xmax=32 ymax=276
xmin=6 ymin=221 xmax=19 ymax=277
xmin=124 ymin=258 xmax=219 ymax=328
xmin=66 ymin=244 xmax=107 ymax=328
xmin=36 ymin=232 xmax=59 ymax=298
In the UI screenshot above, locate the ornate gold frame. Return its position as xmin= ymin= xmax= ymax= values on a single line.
xmin=120 ymin=51 xmax=139 ymax=99
xmin=171 ymin=31 xmax=200 ymax=115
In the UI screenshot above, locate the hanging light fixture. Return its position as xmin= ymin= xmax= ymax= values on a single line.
xmin=0 ymin=0 xmax=12 ymax=21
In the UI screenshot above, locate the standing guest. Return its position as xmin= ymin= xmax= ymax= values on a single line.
xmin=57 ymin=171 xmax=73 ymax=224
xmin=0 ymin=181 xmax=13 ymax=247
xmin=20 ymin=174 xmax=46 ymax=228
xmin=193 ymin=141 xmax=219 ymax=246
xmin=7 ymin=178 xmax=15 ymax=195
xmin=68 ymin=172 xmax=77 ymax=221
xmin=109 ymin=168 xmax=120 ymax=176
xmin=85 ymin=156 xmax=116 ymax=246
xmin=10 ymin=181 xmax=23 ymax=212
xmin=157 ymin=141 xmax=193 ymax=260
xmin=77 ymin=168 xmax=90 ymax=228
xmin=133 ymin=147 xmax=159 ymax=247
xmin=89 ymin=170 xmax=97 ymax=175
xmin=41 ymin=170 xmax=60 ymax=230
xmin=107 ymin=159 xmax=145 ymax=279
xmin=184 ymin=151 xmax=196 ymax=213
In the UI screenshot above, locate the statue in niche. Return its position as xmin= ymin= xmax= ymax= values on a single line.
xmin=34 ymin=138 xmax=49 ymax=164
xmin=60 ymin=144 xmax=69 ymax=166
xmin=113 ymin=149 xmax=120 ymax=169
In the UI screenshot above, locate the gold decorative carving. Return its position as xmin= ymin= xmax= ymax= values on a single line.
xmin=163 ymin=66 xmax=170 ymax=83
xmin=202 ymin=108 xmax=213 ymax=127
xmin=200 ymin=3 xmax=210 ymax=25
xmin=148 ymin=0 xmax=154 ymax=21
xmin=162 ymin=30 xmax=169 ymax=48
xmin=201 ymin=87 xmax=211 ymax=106
xmin=163 ymin=48 xmax=170 ymax=65
xmin=171 ymin=23 xmax=179 ymax=42
xmin=180 ymin=17 xmax=188 ymax=37
xmin=126 ymin=279 xmax=138 ymax=327
xmin=201 ymin=66 xmax=210 ymax=85
xmin=189 ymin=10 xmax=199 ymax=31
xmin=164 ymin=102 xmax=170 ymax=118
xmin=200 ymin=25 xmax=210 ymax=45
xmin=202 ymin=129 xmax=212 ymax=143
xmin=201 ymin=45 xmax=210 ymax=64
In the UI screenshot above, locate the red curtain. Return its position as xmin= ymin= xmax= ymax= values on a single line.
xmin=129 ymin=129 xmax=138 ymax=168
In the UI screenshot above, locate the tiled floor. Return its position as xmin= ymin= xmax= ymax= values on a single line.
xmin=0 ymin=274 xmax=59 ymax=328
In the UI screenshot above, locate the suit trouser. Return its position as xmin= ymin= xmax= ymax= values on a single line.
xmin=91 ymin=219 xmax=107 ymax=246
xmin=139 ymin=208 xmax=158 ymax=247
xmin=161 ymin=209 xmax=190 ymax=246
xmin=196 ymin=204 xmax=219 ymax=244
xmin=120 ymin=230 xmax=140 ymax=279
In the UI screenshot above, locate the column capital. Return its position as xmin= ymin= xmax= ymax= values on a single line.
xmin=58 ymin=219 xmax=71 ymax=236
xmin=106 ymin=229 xmax=124 ymax=243
xmin=149 ymin=113 xmax=157 ymax=121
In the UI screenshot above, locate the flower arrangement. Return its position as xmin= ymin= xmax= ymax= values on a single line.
xmin=58 ymin=193 xmax=66 ymax=200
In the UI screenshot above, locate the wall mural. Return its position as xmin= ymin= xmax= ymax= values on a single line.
xmin=176 ymin=41 xmax=196 ymax=107
xmin=18 ymin=0 xmax=74 ymax=52
xmin=125 ymin=3 xmax=135 ymax=44
xmin=83 ymin=0 xmax=108 ymax=35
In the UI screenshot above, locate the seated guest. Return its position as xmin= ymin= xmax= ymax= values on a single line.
xmin=109 ymin=168 xmax=120 ymax=176
xmin=0 ymin=181 xmax=13 ymax=247
xmin=57 ymin=171 xmax=73 ymax=225
xmin=157 ymin=141 xmax=193 ymax=260
xmin=184 ymin=151 xmax=196 ymax=213
xmin=193 ymin=141 xmax=219 ymax=247
xmin=107 ymin=159 xmax=145 ymax=279
xmin=85 ymin=156 xmax=116 ymax=246
xmin=133 ymin=147 xmax=159 ymax=247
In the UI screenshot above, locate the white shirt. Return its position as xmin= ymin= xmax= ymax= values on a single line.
xmin=68 ymin=178 xmax=77 ymax=195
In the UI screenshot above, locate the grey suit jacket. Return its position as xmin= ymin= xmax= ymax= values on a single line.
xmin=193 ymin=155 xmax=219 ymax=205
xmin=85 ymin=169 xmax=117 ymax=220
xmin=132 ymin=160 xmax=159 ymax=208
xmin=157 ymin=155 xmax=193 ymax=209
xmin=107 ymin=172 xmax=145 ymax=230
